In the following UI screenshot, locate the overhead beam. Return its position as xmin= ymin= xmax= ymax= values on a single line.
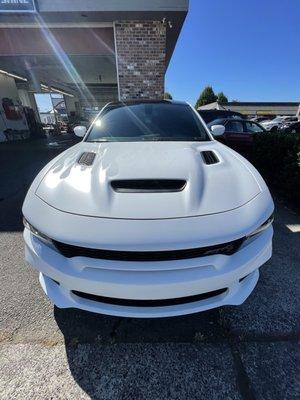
xmin=0 ymin=27 xmax=115 ymax=56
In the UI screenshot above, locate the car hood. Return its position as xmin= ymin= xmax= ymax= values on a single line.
xmin=261 ymin=121 xmax=273 ymax=126
xmin=35 ymin=141 xmax=262 ymax=219
xmin=263 ymin=119 xmax=284 ymax=126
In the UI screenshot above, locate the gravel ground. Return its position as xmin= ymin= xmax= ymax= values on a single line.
xmin=0 ymin=138 xmax=299 ymax=400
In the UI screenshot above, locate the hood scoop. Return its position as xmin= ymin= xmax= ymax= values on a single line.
xmin=78 ymin=152 xmax=96 ymax=166
xmin=36 ymin=141 xmax=261 ymax=219
xmin=201 ymin=151 xmax=219 ymax=165
xmin=111 ymin=179 xmax=187 ymax=193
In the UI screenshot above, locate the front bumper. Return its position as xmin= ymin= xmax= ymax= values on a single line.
xmin=24 ymin=225 xmax=273 ymax=318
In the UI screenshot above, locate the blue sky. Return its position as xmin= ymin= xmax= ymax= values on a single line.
xmin=165 ymin=0 xmax=300 ymax=105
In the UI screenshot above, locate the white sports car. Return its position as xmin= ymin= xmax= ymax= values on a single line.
xmin=23 ymin=100 xmax=274 ymax=318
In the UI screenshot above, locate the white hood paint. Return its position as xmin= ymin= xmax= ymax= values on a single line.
xmin=36 ymin=141 xmax=262 ymax=219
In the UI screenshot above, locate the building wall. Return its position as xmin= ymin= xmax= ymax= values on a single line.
xmin=114 ymin=21 xmax=166 ymax=100
xmin=18 ymin=89 xmax=39 ymax=118
xmin=17 ymin=89 xmax=31 ymax=108
xmin=226 ymin=104 xmax=299 ymax=116
xmin=65 ymin=96 xmax=79 ymax=115
xmin=199 ymin=102 xmax=300 ymax=117
xmin=0 ymin=74 xmax=29 ymax=142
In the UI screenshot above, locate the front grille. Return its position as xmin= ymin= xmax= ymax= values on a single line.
xmin=53 ymin=238 xmax=244 ymax=261
xmin=72 ymin=288 xmax=227 ymax=307
xmin=111 ymin=179 xmax=186 ymax=193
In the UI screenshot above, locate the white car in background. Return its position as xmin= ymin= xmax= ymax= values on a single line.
xmin=23 ymin=100 xmax=274 ymax=318
xmin=261 ymin=116 xmax=297 ymax=132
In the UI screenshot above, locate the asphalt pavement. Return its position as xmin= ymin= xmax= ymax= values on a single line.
xmin=0 ymin=137 xmax=299 ymax=400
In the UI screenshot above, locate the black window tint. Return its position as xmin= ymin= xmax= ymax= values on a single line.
xmin=87 ymin=102 xmax=209 ymax=142
xmin=225 ymin=121 xmax=244 ymax=133
xmin=245 ymin=121 xmax=264 ymax=133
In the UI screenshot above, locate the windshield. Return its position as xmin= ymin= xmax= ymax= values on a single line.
xmin=86 ymin=102 xmax=210 ymax=142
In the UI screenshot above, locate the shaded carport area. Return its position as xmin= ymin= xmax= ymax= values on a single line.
xmin=0 ymin=0 xmax=188 ymax=140
xmin=0 ymin=24 xmax=118 ymax=136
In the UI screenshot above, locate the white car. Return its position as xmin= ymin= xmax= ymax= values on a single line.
xmin=261 ymin=116 xmax=296 ymax=131
xmin=23 ymin=100 xmax=274 ymax=318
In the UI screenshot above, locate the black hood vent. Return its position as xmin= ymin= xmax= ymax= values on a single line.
xmin=201 ymin=151 xmax=219 ymax=165
xmin=78 ymin=152 xmax=96 ymax=166
xmin=111 ymin=179 xmax=187 ymax=193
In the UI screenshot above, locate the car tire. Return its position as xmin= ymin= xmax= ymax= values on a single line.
xmin=270 ymin=126 xmax=278 ymax=132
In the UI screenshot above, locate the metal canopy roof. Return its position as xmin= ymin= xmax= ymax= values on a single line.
xmin=0 ymin=0 xmax=188 ymax=66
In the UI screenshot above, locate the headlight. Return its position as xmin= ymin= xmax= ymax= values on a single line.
xmin=247 ymin=214 xmax=274 ymax=238
xmin=23 ymin=217 xmax=54 ymax=248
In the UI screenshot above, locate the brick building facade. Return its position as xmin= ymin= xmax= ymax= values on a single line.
xmin=115 ymin=21 xmax=166 ymax=100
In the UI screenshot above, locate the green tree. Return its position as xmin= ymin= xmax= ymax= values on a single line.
xmin=195 ymin=86 xmax=217 ymax=109
xmin=217 ymin=92 xmax=228 ymax=104
xmin=164 ymin=92 xmax=173 ymax=100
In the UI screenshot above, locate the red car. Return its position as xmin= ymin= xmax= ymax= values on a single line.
xmin=207 ymin=118 xmax=266 ymax=152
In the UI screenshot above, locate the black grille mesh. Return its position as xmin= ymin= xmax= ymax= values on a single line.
xmin=53 ymin=238 xmax=244 ymax=261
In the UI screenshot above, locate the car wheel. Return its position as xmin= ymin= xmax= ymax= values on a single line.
xmin=270 ymin=126 xmax=278 ymax=132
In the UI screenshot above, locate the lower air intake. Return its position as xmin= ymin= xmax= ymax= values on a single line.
xmin=72 ymin=288 xmax=227 ymax=307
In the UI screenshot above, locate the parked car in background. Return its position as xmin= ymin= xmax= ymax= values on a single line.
xmin=278 ymin=120 xmax=300 ymax=134
xmin=207 ymin=118 xmax=266 ymax=152
xmin=250 ymin=116 xmax=272 ymax=123
xmin=198 ymin=109 xmax=245 ymax=123
xmin=261 ymin=116 xmax=298 ymax=132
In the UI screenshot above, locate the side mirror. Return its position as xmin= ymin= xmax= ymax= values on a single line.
xmin=210 ymin=124 xmax=225 ymax=137
xmin=74 ymin=125 xmax=87 ymax=138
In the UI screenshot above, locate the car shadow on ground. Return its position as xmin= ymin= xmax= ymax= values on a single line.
xmin=54 ymin=306 xmax=233 ymax=399
xmin=54 ymin=306 xmax=225 ymax=345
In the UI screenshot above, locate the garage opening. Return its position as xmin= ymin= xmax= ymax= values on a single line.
xmin=0 ymin=26 xmax=118 ymax=142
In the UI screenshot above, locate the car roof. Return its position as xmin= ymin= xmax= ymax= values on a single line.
xmin=105 ymin=99 xmax=188 ymax=107
xmin=211 ymin=117 xmax=244 ymax=123
xmin=209 ymin=117 xmax=265 ymax=125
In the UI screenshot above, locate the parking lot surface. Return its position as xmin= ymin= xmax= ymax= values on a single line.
xmin=0 ymin=138 xmax=299 ymax=399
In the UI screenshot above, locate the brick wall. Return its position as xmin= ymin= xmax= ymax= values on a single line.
xmin=114 ymin=21 xmax=166 ymax=100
